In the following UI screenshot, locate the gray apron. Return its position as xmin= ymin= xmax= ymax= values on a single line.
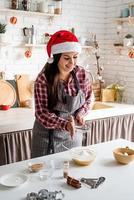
xmin=31 ymin=71 xmax=85 ymax=158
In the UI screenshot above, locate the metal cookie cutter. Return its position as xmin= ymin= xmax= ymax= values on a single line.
xmin=80 ymin=177 xmax=106 ymax=189
xmin=26 ymin=189 xmax=65 ymax=200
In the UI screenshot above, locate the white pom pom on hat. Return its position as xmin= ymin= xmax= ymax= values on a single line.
xmin=46 ymin=30 xmax=81 ymax=63
xmin=47 ymin=57 xmax=54 ymax=64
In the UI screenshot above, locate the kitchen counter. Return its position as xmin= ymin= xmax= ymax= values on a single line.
xmin=0 ymin=139 xmax=134 ymax=200
xmin=0 ymin=108 xmax=35 ymax=134
xmin=0 ymin=102 xmax=134 ymax=134
xmin=85 ymin=102 xmax=134 ymax=121
xmin=0 ymin=102 xmax=134 ymax=166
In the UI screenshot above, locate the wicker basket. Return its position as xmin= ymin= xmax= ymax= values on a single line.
xmin=92 ymin=82 xmax=101 ymax=101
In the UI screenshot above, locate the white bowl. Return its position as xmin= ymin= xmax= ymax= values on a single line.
xmin=70 ymin=146 xmax=96 ymax=166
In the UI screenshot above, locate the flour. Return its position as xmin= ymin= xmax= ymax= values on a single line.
xmin=74 ymin=150 xmax=93 ymax=161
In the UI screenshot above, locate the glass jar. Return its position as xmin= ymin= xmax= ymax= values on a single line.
xmin=63 ymin=161 xmax=69 ymax=178
xmin=48 ymin=4 xmax=55 ymax=14
xmin=54 ymin=0 xmax=62 ymax=14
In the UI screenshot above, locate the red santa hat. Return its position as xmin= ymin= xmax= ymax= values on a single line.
xmin=46 ymin=30 xmax=81 ymax=63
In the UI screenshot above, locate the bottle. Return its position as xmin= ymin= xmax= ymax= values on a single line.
xmin=11 ymin=0 xmax=18 ymax=9
xmin=54 ymin=0 xmax=62 ymax=14
xmin=22 ymin=0 xmax=28 ymax=11
xmin=63 ymin=161 xmax=69 ymax=178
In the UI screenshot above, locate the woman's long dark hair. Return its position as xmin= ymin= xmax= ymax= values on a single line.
xmin=44 ymin=54 xmax=61 ymax=110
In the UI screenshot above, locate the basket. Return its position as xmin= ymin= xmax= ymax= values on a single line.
xmin=92 ymin=82 xmax=101 ymax=101
xmin=101 ymin=89 xmax=115 ymax=102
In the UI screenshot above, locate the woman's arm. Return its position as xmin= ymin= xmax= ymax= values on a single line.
xmin=34 ymin=72 xmax=67 ymax=131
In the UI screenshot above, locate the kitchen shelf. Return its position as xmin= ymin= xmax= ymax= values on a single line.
xmin=25 ymin=44 xmax=94 ymax=49
xmin=113 ymin=44 xmax=134 ymax=55
xmin=114 ymin=16 xmax=134 ymax=24
xmin=0 ymin=42 xmax=94 ymax=51
xmin=0 ymin=42 xmax=24 ymax=47
xmin=0 ymin=8 xmax=61 ymax=17
xmin=24 ymin=44 xmax=46 ymax=48
xmin=82 ymin=45 xmax=94 ymax=49
xmin=0 ymin=42 xmax=11 ymax=47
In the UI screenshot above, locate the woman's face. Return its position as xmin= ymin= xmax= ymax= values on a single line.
xmin=58 ymin=52 xmax=78 ymax=74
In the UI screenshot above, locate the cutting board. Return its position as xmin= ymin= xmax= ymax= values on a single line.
xmin=15 ymin=74 xmax=33 ymax=107
xmin=0 ymin=79 xmax=17 ymax=107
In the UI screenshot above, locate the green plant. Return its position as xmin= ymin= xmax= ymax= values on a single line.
xmin=0 ymin=23 xmax=6 ymax=34
xmin=125 ymin=34 xmax=133 ymax=38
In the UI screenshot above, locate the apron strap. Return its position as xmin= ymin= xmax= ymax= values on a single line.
xmin=47 ymin=129 xmax=55 ymax=154
xmin=71 ymin=70 xmax=80 ymax=92
xmin=47 ymin=110 xmax=60 ymax=155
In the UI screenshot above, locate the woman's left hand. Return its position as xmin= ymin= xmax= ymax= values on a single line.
xmin=75 ymin=115 xmax=85 ymax=126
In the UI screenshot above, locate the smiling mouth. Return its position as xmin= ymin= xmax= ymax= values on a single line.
xmin=66 ymin=65 xmax=74 ymax=69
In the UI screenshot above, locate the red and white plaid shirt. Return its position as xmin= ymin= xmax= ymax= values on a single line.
xmin=34 ymin=65 xmax=93 ymax=131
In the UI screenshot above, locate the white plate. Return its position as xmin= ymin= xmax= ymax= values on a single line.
xmin=0 ymin=173 xmax=28 ymax=187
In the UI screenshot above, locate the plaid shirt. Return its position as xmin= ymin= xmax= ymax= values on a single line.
xmin=34 ymin=65 xmax=92 ymax=131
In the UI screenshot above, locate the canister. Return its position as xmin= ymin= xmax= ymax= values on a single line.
xmin=54 ymin=0 xmax=62 ymax=14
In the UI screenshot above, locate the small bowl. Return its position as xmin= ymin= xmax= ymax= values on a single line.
xmin=70 ymin=146 xmax=96 ymax=166
xmin=28 ymin=162 xmax=44 ymax=173
xmin=113 ymin=147 xmax=134 ymax=165
xmin=1 ymin=105 xmax=10 ymax=110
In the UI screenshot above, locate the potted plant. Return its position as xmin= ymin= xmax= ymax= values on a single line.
xmin=123 ymin=34 xmax=133 ymax=47
xmin=0 ymin=23 xmax=7 ymax=43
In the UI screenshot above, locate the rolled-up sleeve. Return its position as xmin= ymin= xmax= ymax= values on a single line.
xmin=34 ymin=73 xmax=68 ymax=131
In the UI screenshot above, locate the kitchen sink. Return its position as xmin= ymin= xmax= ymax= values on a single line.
xmin=92 ymin=102 xmax=113 ymax=110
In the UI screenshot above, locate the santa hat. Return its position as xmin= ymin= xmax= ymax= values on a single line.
xmin=46 ymin=30 xmax=81 ymax=63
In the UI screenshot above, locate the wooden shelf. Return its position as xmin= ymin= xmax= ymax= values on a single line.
xmin=0 ymin=42 xmax=25 ymax=47
xmin=0 ymin=42 xmax=94 ymax=50
xmin=82 ymin=45 xmax=94 ymax=49
xmin=0 ymin=42 xmax=12 ymax=47
xmin=24 ymin=44 xmax=46 ymax=48
xmin=23 ymin=44 xmax=94 ymax=49
xmin=0 ymin=8 xmax=61 ymax=17
xmin=114 ymin=16 xmax=134 ymax=24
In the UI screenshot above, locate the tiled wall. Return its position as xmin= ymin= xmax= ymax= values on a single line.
xmin=104 ymin=0 xmax=134 ymax=103
xmin=0 ymin=0 xmax=134 ymax=103
xmin=0 ymin=0 xmax=106 ymax=79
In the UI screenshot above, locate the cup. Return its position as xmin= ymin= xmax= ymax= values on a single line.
xmin=39 ymin=169 xmax=52 ymax=180
xmin=1 ymin=105 xmax=10 ymax=110
xmin=39 ymin=160 xmax=55 ymax=180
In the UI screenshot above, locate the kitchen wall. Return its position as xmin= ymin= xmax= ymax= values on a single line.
xmin=0 ymin=0 xmax=134 ymax=103
xmin=104 ymin=0 xmax=134 ymax=103
xmin=0 ymin=0 xmax=105 ymax=79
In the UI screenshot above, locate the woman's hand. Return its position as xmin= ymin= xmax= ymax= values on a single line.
xmin=66 ymin=116 xmax=75 ymax=139
xmin=75 ymin=114 xmax=85 ymax=126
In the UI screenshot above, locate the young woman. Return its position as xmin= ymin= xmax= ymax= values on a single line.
xmin=31 ymin=30 xmax=93 ymax=158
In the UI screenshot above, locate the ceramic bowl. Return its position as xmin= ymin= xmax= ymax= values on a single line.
xmin=113 ymin=147 xmax=134 ymax=165
xmin=70 ymin=146 xmax=96 ymax=166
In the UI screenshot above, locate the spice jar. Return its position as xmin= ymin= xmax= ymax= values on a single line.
xmin=63 ymin=161 xmax=69 ymax=178
xmin=54 ymin=0 xmax=62 ymax=14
